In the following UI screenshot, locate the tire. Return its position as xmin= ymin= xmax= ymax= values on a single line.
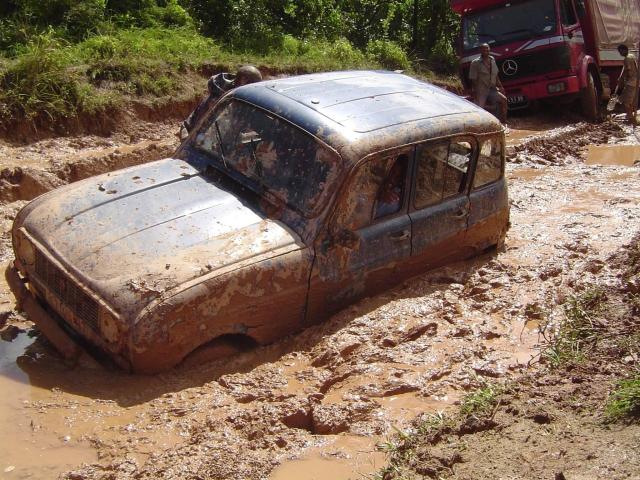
xmin=581 ymin=71 xmax=601 ymax=123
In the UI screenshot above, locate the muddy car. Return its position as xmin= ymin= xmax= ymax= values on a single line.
xmin=7 ymin=71 xmax=509 ymax=373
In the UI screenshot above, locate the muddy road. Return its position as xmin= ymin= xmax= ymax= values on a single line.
xmin=0 ymin=114 xmax=639 ymax=479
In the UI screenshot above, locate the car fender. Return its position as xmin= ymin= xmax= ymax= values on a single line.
xmin=128 ymin=246 xmax=313 ymax=373
xmin=578 ymin=55 xmax=598 ymax=89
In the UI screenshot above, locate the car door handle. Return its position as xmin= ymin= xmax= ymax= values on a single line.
xmin=390 ymin=230 xmax=410 ymax=240
xmin=452 ymin=208 xmax=468 ymax=219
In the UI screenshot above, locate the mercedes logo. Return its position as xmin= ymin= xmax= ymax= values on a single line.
xmin=502 ymin=59 xmax=518 ymax=76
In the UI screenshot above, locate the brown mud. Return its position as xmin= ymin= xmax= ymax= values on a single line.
xmin=381 ymin=234 xmax=640 ymax=479
xmin=0 ymin=116 xmax=638 ymax=479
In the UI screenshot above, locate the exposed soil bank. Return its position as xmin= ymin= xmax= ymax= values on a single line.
xmin=0 ymin=122 xmax=181 ymax=204
xmin=0 ymin=75 xmax=204 ymax=145
xmin=0 ymin=116 xmax=638 ymax=479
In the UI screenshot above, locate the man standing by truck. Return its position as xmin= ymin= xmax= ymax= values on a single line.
xmin=468 ymin=43 xmax=508 ymax=124
xmin=617 ymin=44 xmax=639 ymax=126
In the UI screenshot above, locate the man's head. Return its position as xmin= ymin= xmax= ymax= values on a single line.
xmin=618 ymin=44 xmax=629 ymax=57
xmin=480 ymin=43 xmax=490 ymax=58
xmin=235 ymin=65 xmax=262 ymax=87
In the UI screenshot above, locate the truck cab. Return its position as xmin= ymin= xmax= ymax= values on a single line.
xmin=452 ymin=0 xmax=639 ymax=120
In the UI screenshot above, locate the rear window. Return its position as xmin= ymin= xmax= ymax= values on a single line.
xmin=194 ymin=100 xmax=341 ymax=216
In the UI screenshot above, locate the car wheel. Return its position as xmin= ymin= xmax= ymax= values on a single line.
xmin=180 ymin=334 xmax=256 ymax=368
xmin=581 ymin=71 xmax=601 ymax=123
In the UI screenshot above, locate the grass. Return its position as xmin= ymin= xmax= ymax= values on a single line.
xmin=375 ymin=384 xmax=503 ymax=479
xmin=606 ymin=375 xmax=640 ymax=422
xmin=543 ymin=286 xmax=607 ymax=367
xmin=460 ymin=383 xmax=503 ymax=416
xmin=0 ymin=26 xmax=460 ymax=130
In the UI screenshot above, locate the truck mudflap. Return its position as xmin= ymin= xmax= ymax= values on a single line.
xmin=6 ymin=262 xmax=85 ymax=363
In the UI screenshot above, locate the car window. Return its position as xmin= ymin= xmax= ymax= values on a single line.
xmin=414 ymin=140 xmax=472 ymax=209
xmin=414 ymin=141 xmax=449 ymax=209
xmin=337 ymin=155 xmax=405 ymax=231
xmin=193 ymin=100 xmax=341 ymax=216
xmin=473 ymin=136 xmax=503 ymax=189
xmin=560 ymin=0 xmax=577 ymax=25
xmin=373 ymin=155 xmax=408 ymax=220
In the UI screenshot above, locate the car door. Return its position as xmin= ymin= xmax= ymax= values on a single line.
xmin=407 ymin=138 xmax=475 ymax=276
xmin=305 ymin=149 xmax=413 ymax=325
xmin=466 ymin=134 xmax=509 ymax=251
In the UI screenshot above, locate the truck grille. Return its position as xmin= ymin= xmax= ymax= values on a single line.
xmin=34 ymin=249 xmax=99 ymax=331
xmin=462 ymin=45 xmax=572 ymax=85
xmin=496 ymin=45 xmax=571 ymax=82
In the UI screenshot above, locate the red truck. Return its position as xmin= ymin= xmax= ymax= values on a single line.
xmin=451 ymin=0 xmax=640 ymax=120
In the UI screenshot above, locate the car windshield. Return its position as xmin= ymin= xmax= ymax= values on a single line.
xmin=462 ymin=0 xmax=557 ymax=51
xmin=193 ymin=100 xmax=341 ymax=216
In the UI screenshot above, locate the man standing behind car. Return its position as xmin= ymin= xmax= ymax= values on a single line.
xmin=469 ymin=43 xmax=508 ymax=124
xmin=180 ymin=65 xmax=263 ymax=138
xmin=617 ymin=44 xmax=638 ymax=126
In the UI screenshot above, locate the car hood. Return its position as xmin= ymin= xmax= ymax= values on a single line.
xmin=19 ymin=158 xmax=303 ymax=317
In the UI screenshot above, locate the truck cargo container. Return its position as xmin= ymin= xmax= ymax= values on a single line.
xmin=451 ymin=0 xmax=640 ymax=120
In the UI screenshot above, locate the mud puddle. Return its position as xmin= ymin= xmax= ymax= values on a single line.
xmin=0 ymin=332 xmax=97 ymax=479
xmin=270 ymin=435 xmax=385 ymax=480
xmin=586 ymin=144 xmax=640 ymax=166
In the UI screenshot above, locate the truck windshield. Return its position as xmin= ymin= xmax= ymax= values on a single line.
xmin=462 ymin=0 xmax=557 ymax=51
xmin=193 ymin=99 xmax=341 ymax=217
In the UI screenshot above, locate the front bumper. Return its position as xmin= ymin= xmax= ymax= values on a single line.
xmin=6 ymin=262 xmax=130 ymax=370
xmin=504 ymin=74 xmax=581 ymax=109
xmin=6 ymin=263 xmax=84 ymax=362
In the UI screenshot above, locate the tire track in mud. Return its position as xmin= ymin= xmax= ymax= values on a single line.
xmin=508 ymin=119 xmax=629 ymax=165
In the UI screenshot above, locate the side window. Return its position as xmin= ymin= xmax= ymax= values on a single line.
xmin=415 ymin=141 xmax=449 ymax=209
xmin=560 ymin=0 xmax=577 ymax=26
xmin=473 ymin=137 xmax=504 ymax=189
xmin=575 ymin=0 xmax=586 ymax=18
xmin=337 ymin=154 xmax=407 ymax=230
xmin=373 ymin=155 xmax=408 ymax=220
xmin=444 ymin=141 xmax=472 ymax=198
xmin=415 ymin=140 xmax=472 ymax=210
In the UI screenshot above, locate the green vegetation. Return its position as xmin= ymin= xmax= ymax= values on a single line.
xmin=606 ymin=376 xmax=640 ymax=422
xmin=0 ymin=0 xmax=460 ymax=129
xmin=543 ymin=287 xmax=607 ymax=367
xmin=460 ymin=383 xmax=503 ymax=416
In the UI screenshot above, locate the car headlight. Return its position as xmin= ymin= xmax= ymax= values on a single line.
xmin=99 ymin=309 xmax=121 ymax=344
xmin=16 ymin=229 xmax=36 ymax=267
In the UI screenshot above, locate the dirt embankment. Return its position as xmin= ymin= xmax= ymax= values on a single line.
xmin=0 ymin=122 xmax=181 ymax=203
xmin=0 ymin=115 xmax=638 ymax=480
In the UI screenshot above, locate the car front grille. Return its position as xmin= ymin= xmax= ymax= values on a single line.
xmin=34 ymin=249 xmax=100 ymax=332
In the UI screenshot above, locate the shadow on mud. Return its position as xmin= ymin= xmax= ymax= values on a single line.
xmin=2 ymin=249 xmax=499 ymax=407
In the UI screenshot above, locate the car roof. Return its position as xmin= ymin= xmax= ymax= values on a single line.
xmin=231 ymin=71 xmax=502 ymax=162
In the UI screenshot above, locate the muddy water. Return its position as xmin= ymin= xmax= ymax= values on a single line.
xmin=506 ymin=128 xmax=538 ymax=146
xmin=269 ymin=436 xmax=385 ymax=480
xmin=0 ymin=333 xmax=97 ymax=478
xmin=586 ymin=144 xmax=640 ymax=166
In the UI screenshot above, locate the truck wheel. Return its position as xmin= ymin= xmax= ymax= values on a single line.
xmin=581 ymin=72 xmax=600 ymax=123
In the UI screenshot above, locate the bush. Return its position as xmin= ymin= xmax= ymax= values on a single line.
xmin=426 ymin=37 xmax=458 ymax=73
xmin=366 ymin=39 xmax=410 ymax=70
xmin=0 ymin=33 xmax=83 ymax=122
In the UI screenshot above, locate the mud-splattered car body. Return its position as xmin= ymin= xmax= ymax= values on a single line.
xmin=7 ymin=71 xmax=508 ymax=373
